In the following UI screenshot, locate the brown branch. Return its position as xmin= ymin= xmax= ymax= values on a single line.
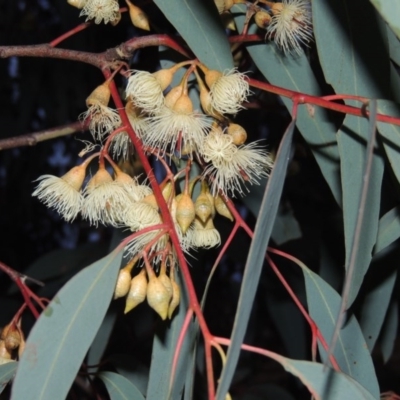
xmin=0 ymin=35 xmax=191 ymax=70
xmin=0 ymin=121 xmax=86 ymax=151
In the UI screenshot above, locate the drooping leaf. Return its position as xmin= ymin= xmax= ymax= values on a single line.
xmin=314 ymin=0 xmax=389 ymax=305
xmin=370 ymin=0 xmax=400 ymax=41
xmin=375 ymin=206 xmax=400 ymax=254
xmin=336 ymin=109 xmax=384 ymax=306
xmin=379 ymin=299 xmax=398 ymax=363
xmin=146 ymin=272 xmax=196 ymax=400
xmin=98 ymin=371 xmax=145 ymax=400
xmin=232 ymin=4 xmax=341 ymax=205
xmin=153 ymin=0 xmax=233 ymax=70
xmin=302 ymin=265 xmax=379 ymax=398
xmin=0 ymin=361 xmax=17 ymax=394
xmin=109 ymin=354 xmax=148 ymax=396
xmin=376 ymin=100 xmax=400 ymax=185
xmin=358 ymin=266 xmax=397 ymax=352
xmin=216 ymin=120 xmax=296 ymax=400
xmin=11 ymin=249 xmax=123 ymax=400
xmin=270 ymin=355 xmax=376 ymax=400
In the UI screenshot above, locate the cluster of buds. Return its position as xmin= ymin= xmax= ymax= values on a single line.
xmin=0 ymin=320 xmax=25 ymax=364
xmin=214 ymin=0 xmax=313 ymax=55
xmin=32 ymin=60 xmax=273 ymax=319
xmin=114 ymin=258 xmax=180 ymax=320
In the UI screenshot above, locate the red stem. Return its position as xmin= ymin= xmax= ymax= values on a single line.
xmin=106 ymin=73 xmax=216 ymax=399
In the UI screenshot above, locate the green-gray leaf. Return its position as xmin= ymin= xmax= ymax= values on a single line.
xmin=153 ymin=0 xmax=233 ymax=70
xmin=302 ymin=265 xmax=379 ymax=398
xmin=216 ymin=120 xmax=296 ymax=400
xmin=11 ymin=249 xmax=123 ymax=400
xmin=99 ymin=371 xmax=145 ymax=400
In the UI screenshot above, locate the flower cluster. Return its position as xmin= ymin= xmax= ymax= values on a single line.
xmin=33 ymin=62 xmax=273 ymax=319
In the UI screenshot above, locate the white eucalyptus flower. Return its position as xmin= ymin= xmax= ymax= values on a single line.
xmin=144 ymin=107 xmax=211 ymax=155
xmin=79 ymin=104 xmax=121 ymax=141
xmin=206 ymin=68 xmax=250 ymax=115
xmin=32 ymin=166 xmax=87 ymax=222
xmin=80 ymin=0 xmax=120 ymax=24
xmin=187 ymin=217 xmax=221 ymax=249
xmin=204 ymin=141 xmax=273 ymax=196
xmin=201 ymin=126 xmax=237 ymax=166
xmin=125 ymin=70 xmax=165 ymax=114
xmin=267 ymin=0 xmax=313 ymax=55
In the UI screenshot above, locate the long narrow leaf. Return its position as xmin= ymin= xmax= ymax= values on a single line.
xmin=99 ymin=371 xmax=145 ymax=400
xmin=11 ymin=249 xmax=123 ymax=400
xmin=216 ymin=120 xmax=296 ymax=400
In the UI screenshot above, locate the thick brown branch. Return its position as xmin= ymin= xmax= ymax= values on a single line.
xmin=0 ymin=121 xmax=86 ymax=151
xmin=0 ymin=44 xmax=104 ymax=68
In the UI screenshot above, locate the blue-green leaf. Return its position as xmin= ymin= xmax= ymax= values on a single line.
xmin=380 ymin=299 xmax=398 ymax=363
xmin=370 ymin=0 xmax=400 ymax=41
xmin=375 ymin=206 xmax=400 ymax=255
xmin=146 ymin=272 xmax=195 ymax=400
xmin=216 ymin=120 xmax=296 ymax=400
xmin=99 ymin=371 xmax=144 ymax=400
xmin=302 ymin=265 xmax=379 ymax=398
xmin=336 ymin=111 xmax=384 ymax=306
xmin=313 ymin=0 xmax=390 ymax=98
xmin=376 ymin=100 xmax=400 ymax=185
xmin=11 ymin=249 xmax=123 ymax=400
xmin=232 ymin=4 xmax=341 ymax=205
xmin=272 ymin=356 xmax=376 ymax=400
xmin=358 ymin=260 xmax=397 ymax=352
xmin=153 ymin=0 xmax=233 ymax=70
xmin=0 ymin=361 xmax=17 ymax=394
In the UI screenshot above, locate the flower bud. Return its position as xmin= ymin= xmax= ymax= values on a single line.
xmin=124 ymin=270 xmax=148 ymax=313
xmin=254 ymin=10 xmax=272 ymax=29
xmin=126 ymin=0 xmax=151 ymax=31
xmin=176 ymin=193 xmax=196 ymax=234
xmin=110 ymin=11 xmax=122 ymax=26
xmin=86 ymin=167 xmax=113 ymax=193
xmin=227 ymin=123 xmax=247 ymax=145
xmin=173 ymin=92 xmax=194 ymax=115
xmin=214 ymin=194 xmax=234 ymax=221
xmin=204 ymin=69 xmax=223 ymax=89
xmin=18 ymin=335 xmax=25 ymax=359
xmin=153 ymin=68 xmax=175 ymax=92
xmin=146 ymin=275 xmax=171 ymax=320
xmin=158 ymin=270 xmax=173 ymax=299
xmin=86 ymin=83 xmax=110 ymax=108
xmin=1 ymin=322 xmax=23 ymax=351
xmin=62 ymin=165 xmax=87 ymax=192
xmin=67 ymin=0 xmax=86 ymax=9
xmin=114 ymin=267 xmax=132 ymax=299
xmin=165 ymin=85 xmax=184 ymax=109
xmin=0 ymin=340 xmax=12 ymax=361
xmin=195 ymin=192 xmax=213 ymax=223
xmin=168 ymin=279 xmax=180 ymax=319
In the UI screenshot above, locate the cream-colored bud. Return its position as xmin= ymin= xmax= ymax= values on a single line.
xmin=126 ymin=0 xmax=150 ymax=31
xmin=153 ymin=69 xmax=175 ymax=92
xmin=195 ymin=192 xmax=213 ymax=223
xmin=142 ymin=193 xmax=158 ymax=209
xmin=86 ymin=167 xmax=113 ymax=192
xmin=67 ymin=0 xmax=86 ymax=9
xmin=205 ymin=69 xmax=223 ymax=89
xmin=146 ymin=276 xmax=170 ymax=320
xmin=254 ymin=10 xmax=272 ymax=29
xmin=158 ymin=270 xmax=173 ymax=299
xmin=165 ymin=85 xmax=184 ymax=109
xmin=86 ymin=83 xmax=110 ymax=108
xmin=124 ymin=269 xmax=147 ymax=313
xmin=214 ymin=0 xmax=233 ymax=14
xmin=168 ymin=279 xmax=180 ymax=319
xmin=18 ymin=335 xmax=25 ymax=359
xmin=221 ymin=12 xmax=236 ymax=30
xmin=0 ymin=340 xmax=11 ymax=361
xmin=176 ymin=193 xmax=196 ymax=234
xmin=1 ymin=322 xmax=22 ymax=351
xmin=110 ymin=11 xmax=122 ymax=26
xmin=214 ymin=194 xmax=234 ymax=221
xmin=227 ymin=123 xmax=247 ymax=145
xmin=114 ymin=268 xmax=132 ymax=299
xmin=62 ymin=165 xmax=87 ymax=192
xmin=173 ymin=93 xmax=194 ymax=115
